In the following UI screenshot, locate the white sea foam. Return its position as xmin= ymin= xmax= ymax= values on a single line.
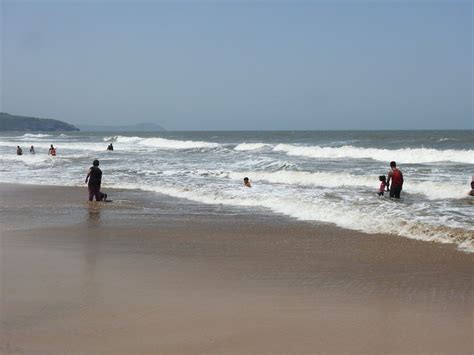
xmin=273 ymin=144 xmax=474 ymax=164
xmin=21 ymin=133 xmax=52 ymax=138
xmin=234 ymin=143 xmax=269 ymax=151
xmin=0 ymin=154 xmax=54 ymax=166
xmin=113 ymin=136 xmax=220 ymax=150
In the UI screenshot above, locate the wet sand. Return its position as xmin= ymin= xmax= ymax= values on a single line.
xmin=1 ymin=183 xmax=472 ymax=354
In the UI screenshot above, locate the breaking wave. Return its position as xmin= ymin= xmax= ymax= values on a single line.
xmin=21 ymin=133 xmax=52 ymax=138
xmin=234 ymin=143 xmax=269 ymax=151
xmin=273 ymin=144 xmax=474 ymax=164
xmin=109 ymin=136 xmax=220 ymax=150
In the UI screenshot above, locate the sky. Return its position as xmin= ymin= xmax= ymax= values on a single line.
xmin=0 ymin=0 xmax=472 ymax=130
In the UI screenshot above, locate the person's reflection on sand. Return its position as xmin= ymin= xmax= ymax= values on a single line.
xmin=87 ymin=204 xmax=102 ymax=226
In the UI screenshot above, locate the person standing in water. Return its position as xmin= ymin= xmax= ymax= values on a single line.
xmin=386 ymin=161 xmax=404 ymax=199
xmin=85 ymin=159 xmax=107 ymax=202
xmin=107 ymin=143 xmax=114 ymax=151
xmin=377 ymin=175 xmax=387 ymax=196
xmin=30 ymin=145 xmax=35 ymax=154
xmin=48 ymin=144 xmax=56 ymax=156
xmin=16 ymin=146 xmax=23 ymax=155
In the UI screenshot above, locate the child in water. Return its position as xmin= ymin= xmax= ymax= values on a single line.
xmin=378 ymin=175 xmax=388 ymax=196
xmin=243 ymin=177 xmax=252 ymax=188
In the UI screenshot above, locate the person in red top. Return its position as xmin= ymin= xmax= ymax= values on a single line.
xmin=387 ymin=161 xmax=404 ymax=198
xmin=48 ymin=144 xmax=56 ymax=156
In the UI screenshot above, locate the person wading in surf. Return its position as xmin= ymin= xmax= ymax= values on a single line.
xmin=243 ymin=177 xmax=252 ymax=188
xmin=386 ymin=161 xmax=404 ymax=199
xmin=48 ymin=144 xmax=56 ymax=156
xmin=85 ymin=159 xmax=107 ymax=202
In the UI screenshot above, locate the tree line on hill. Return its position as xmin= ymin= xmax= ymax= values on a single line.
xmin=0 ymin=112 xmax=80 ymax=132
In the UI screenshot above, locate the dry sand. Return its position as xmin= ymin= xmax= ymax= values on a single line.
xmin=0 ymin=183 xmax=473 ymax=354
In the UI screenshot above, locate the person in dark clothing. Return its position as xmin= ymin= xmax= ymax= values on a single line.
xmin=107 ymin=143 xmax=114 ymax=151
xmin=85 ymin=159 xmax=107 ymax=202
xmin=386 ymin=161 xmax=404 ymax=199
xmin=16 ymin=146 xmax=23 ymax=155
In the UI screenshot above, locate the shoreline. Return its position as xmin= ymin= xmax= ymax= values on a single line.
xmin=1 ymin=183 xmax=473 ymax=353
xmin=1 ymin=181 xmax=473 ymax=253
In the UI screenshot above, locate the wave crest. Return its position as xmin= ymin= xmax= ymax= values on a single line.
xmin=234 ymin=143 xmax=268 ymax=151
xmin=112 ymin=136 xmax=220 ymax=150
xmin=273 ymin=144 xmax=474 ymax=164
xmin=21 ymin=133 xmax=52 ymax=138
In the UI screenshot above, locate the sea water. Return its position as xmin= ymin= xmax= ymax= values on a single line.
xmin=1 ymin=130 xmax=473 ymax=252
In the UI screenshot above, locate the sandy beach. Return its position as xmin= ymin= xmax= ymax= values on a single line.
xmin=0 ymin=183 xmax=472 ymax=354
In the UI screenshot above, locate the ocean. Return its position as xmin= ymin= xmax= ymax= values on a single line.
xmin=1 ymin=130 xmax=473 ymax=252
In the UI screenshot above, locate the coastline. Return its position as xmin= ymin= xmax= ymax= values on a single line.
xmin=1 ymin=183 xmax=473 ymax=353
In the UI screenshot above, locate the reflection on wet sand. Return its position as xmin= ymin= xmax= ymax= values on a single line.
xmin=87 ymin=204 xmax=102 ymax=225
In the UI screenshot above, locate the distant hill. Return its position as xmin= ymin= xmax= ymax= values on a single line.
xmin=0 ymin=112 xmax=80 ymax=132
xmin=78 ymin=122 xmax=166 ymax=132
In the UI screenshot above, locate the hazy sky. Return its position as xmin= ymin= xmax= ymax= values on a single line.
xmin=1 ymin=0 xmax=472 ymax=130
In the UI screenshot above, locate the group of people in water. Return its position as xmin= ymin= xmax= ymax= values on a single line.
xmin=243 ymin=161 xmax=473 ymax=198
xmin=243 ymin=161 xmax=407 ymax=199
xmin=14 ymin=142 xmax=474 ymax=201
xmin=15 ymin=142 xmax=112 ymax=202
xmin=82 ymin=157 xmax=474 ymax=202
xmin=16 ymin=143 xmax=113 ymax=156
xmin=16 ymin=144 xmax=56 ymax=156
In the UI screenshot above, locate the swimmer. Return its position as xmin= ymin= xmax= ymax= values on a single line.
xmin=243 ymin=177 xmax=252 ymax=188
xmin=30 ymin=145 xmax=35 ymax=154
xmin=16 ymin=146 xmax=23 ymax=155
xmin=48 ymin=144 xmax=56 ymax=156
